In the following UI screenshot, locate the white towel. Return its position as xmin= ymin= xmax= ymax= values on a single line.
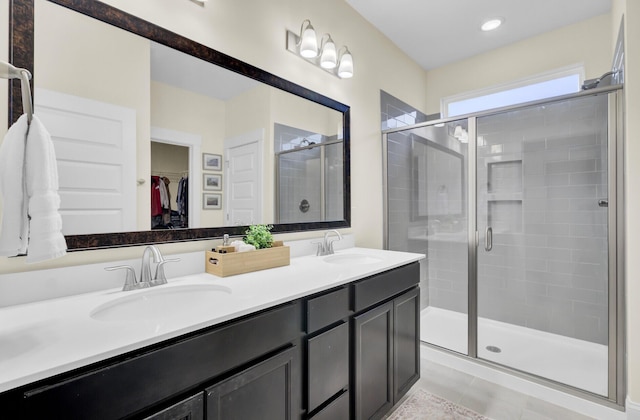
xmin=0 ymin=114 xmax=67 ymax=263
xmin=230 ymin=240 xmax=256 ymax=253
xmin=0 ymin=114 xmax=29 ymax=256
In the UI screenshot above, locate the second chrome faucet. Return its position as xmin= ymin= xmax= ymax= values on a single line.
xmin=106 ymin=245 xmax=180 ymax=291
xmin=314 ymin=230 xmax=343 ymax=256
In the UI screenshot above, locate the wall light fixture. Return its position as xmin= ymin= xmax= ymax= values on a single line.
xmin=453 ymin=125 xmax=469 ymax=143
xmin=286 ymin=20 xmax=354 ymax=79
xmin=298 ymin=20 xmax=318 ymax=58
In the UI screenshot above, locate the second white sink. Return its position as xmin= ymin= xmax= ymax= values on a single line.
xmin=90 ymin=284 xmax=232 ymax=323
xmin=323 ymin=253 xmax=383 ymax=265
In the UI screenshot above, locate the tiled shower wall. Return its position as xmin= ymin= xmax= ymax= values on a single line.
xmin=278 ymin=148 xmax=322 ymax=223
xmin=476 ymin=94 xmax=609 ymax=344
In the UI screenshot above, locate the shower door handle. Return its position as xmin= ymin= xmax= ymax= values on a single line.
xmin=485 ymin=226 xmax=493 ymax=252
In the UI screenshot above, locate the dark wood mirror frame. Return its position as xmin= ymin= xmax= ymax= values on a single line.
xmin=7 ymin=0 xmax=351 ymax=250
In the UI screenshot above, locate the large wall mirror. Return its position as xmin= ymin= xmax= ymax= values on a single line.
xmin=8 ymin=0 xmax=351 ymax=250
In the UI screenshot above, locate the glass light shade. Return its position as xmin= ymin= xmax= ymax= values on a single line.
xmin=454 ymin=125 xmax=463 ymax=138
xmin=459 ymin=131 xmax=469 ymax=143
xmin=299 ymin=23 xmax=318 ymax=58
xmin=320 ymin=36 xmax=337 ymax=69
xmin=338 ymin=50 xmax=353 ymax=78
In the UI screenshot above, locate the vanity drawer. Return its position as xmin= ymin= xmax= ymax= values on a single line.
xmin=22 ymin=302 xmax=302 ymax=419
xmin=306 ymin=286 xmax=350 ymax=333
xmin=352 ymin=262 xmax=419 ymax=312
xmin=307 ymin=322 xmax=349 ymax=412
xmin=311 ymin=390 xmax=349 ymax=420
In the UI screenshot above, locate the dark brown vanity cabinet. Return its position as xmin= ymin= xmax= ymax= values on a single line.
xmin=352 ymin=263 xmax=420 ymax=420
xmin=2 ymin=302 xmax=302 ymax=419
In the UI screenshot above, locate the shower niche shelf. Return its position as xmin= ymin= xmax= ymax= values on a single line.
xmin=487 ymin=160 xmax=522 ymax=194
xmin=486 ymin=159 xmax=523 ymax=234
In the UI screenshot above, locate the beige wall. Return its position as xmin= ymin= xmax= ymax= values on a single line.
xmin=611 ymin=0 xmax=640 ymax=405
xmin=624 ymin=0 xmax=640 ymax=404
xmin=425 ymin=13 xmax=612 ymax=115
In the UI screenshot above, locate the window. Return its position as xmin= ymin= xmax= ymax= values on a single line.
xmin=442 ymin=64 xmax=584 ymax=117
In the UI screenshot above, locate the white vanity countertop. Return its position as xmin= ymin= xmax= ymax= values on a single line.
xmin=0 ymin=247 xmax=423 ymax=393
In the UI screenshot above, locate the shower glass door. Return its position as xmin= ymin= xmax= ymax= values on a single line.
xmin=475 ymin=94 xmax=610 ymax=396
xmin=386 ymin=121 xmax=469 ymax=355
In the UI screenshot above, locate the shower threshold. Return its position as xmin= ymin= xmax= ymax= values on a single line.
xmin=420 ymin=307 xmax=608 ymax=396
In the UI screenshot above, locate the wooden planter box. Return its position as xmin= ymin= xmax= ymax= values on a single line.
xmin=205 ymin=242 xmax=290 ymax=277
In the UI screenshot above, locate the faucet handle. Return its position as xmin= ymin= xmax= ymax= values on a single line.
xmin=311 ymin=241 xmax=324 ymax=256
xmin=325 ymin=230 xmax=342 ymax=255
xmin=105 ymin=265 xmax=146 ymax=291
xmin=152 ymin=258 xmax=181 ymax=286
xmin=327 ymin=239 xmax=338 ymax=255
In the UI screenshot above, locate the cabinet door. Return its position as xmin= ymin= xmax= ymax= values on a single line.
xmin=353 ymin=301 xmax=393 ymax=420
xmin=308 ymin=322 xmax=349 ymax=412
xmin=144 ymin=392 xmax=204 ymax=420
xmin=206 ymin=346 xmax=300 ymax=420
xmin=393 ymin=287 xmax=420 ymax=403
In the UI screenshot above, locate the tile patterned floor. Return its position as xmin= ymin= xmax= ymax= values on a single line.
xmin=388 ymin=389 xmax=491 ymax=420
xmin=388 ymin=356 xmax=596 ymax=420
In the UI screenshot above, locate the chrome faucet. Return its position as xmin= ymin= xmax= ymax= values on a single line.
xmin=141 ymin=245 xmax=181 ymax=287
xmin=105 ymin=245 xmax=180 ymax=291
xmin=314 ymin=230 xmax=343 ymax=256
xmin=140 ymin=245 xmax=163 ymax=284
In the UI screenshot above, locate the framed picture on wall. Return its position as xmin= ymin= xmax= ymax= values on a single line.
xmin=203 ymin=153 xmax=222 ymax=171
xmin=203 ymin=173 xmax=222 ymax=191
xmin=203 ymin=193 xmax=222 ymax=210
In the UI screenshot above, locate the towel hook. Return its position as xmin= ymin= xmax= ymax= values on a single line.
xmin=0 ymin=60 xmax=33 ymax=125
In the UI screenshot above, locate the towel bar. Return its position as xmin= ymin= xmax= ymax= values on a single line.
xmin=0 ymin=60 xmax=33 ymax=125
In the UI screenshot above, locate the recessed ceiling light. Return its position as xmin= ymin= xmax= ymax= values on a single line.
xmin=481 ymin=18 xmax=503 ymax=32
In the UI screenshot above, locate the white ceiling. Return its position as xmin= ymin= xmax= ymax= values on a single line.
xmin=150 ymin=42 xmax=259 ymax=101
xmin=345 ymin=0 xmax=612 ymax=70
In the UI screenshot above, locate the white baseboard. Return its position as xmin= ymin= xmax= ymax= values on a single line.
xmin=627 ymin=397 xmax=640 ymax=420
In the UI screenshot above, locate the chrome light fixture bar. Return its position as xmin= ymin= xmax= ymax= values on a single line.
xmin=286 ymin=20 xmax=354 ymax=79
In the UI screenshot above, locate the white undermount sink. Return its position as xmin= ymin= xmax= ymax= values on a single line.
xmin=323 ymin=253 xmax=384 ymax=265
xmin=90 ymin=284 xmax=232 ymax=323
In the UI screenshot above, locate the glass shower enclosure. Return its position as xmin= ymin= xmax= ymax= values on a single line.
xmin=383 ymin=86 xmax=624 ymax=406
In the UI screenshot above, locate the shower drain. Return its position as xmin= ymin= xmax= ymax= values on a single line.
xmin=486 ymin=345 xmax=502 ymax=353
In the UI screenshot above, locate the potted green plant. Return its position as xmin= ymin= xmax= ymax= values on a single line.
xmin=243 ymin=224 xmax=274 ymax=249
